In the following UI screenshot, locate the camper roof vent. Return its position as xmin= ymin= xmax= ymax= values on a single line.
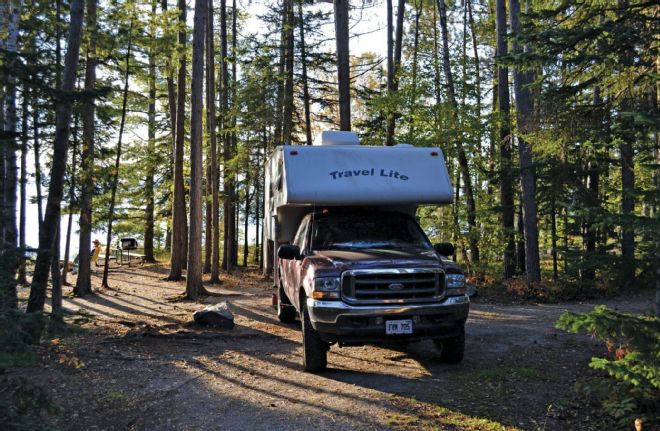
xmin=313 ymin=131 xmax=360 ymax=146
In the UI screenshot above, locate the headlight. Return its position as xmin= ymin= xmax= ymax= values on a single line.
xmin=446 ymin=274 xmax=466 ymax=295
xmin=314 ymin=277 xmax=340 ymax=291
xmin=312 ymin=277 xmax=341 ymax=299
xmin=446 ymin=274 xmax=465 ymax=289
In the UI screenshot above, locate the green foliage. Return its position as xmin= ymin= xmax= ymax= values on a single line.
xmin=556 ymin=306 xmax=660 ymax=426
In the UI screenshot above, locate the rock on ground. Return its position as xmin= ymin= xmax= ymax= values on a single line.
xmin=193 ymin=301 xmax=235 ymax=329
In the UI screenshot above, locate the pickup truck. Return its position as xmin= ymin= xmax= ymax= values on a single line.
xmin=276 ymin=207 xmax=470 ymax=371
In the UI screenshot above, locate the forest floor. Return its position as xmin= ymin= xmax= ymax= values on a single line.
xmin=4 ymin=263 xmax=654 ymax=431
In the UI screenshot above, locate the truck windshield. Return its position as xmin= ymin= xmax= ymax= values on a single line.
xmin=310 ymin=212 xmax=433 ymax=251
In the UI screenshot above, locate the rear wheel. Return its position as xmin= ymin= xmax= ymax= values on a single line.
xmin=435 ymin=326 xmax=465 ymax=364
xmin=277 ymin=284 xmax=297 ymax=323
xmin=301 ymin=303 xmax=328 ymax=372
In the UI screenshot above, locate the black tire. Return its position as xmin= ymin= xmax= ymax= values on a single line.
xmin=436 ymin=326 xmax=465 ymax=364
xmin=301 ymin=303 xmax=328 ymax=372
xmin=277 ymin=285 xmax=297 ymax=323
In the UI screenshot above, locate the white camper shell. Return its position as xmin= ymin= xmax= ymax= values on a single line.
xmin=262 ymin=132 xmax=453 ymax=276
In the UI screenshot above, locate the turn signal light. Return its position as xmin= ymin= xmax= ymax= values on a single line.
xmin=312 ymin=291 xmax=340 ymax=299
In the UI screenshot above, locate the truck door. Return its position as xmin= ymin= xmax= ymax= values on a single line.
xmin=282 ymin=215 xmax=310 ymax=310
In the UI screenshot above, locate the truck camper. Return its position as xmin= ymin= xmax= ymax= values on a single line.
xmin=263 ymin=131 xmax=469 ymax=371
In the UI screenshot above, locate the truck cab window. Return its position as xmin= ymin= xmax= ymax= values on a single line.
xmin=293 ymin=216 xmax=309 ymax=250
xmin=311 ymin=211 xmax=432 ymax=251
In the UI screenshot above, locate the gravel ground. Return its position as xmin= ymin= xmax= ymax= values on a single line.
xmin=6 ymin=264 xmax=654 ymax=431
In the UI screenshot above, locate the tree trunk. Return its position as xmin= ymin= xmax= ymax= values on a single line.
xmin=161 ymin=0 xmax=176 ymax=257
xmin=334 ymin=0 xmax=351 ymax=131
xmin=220 ymin=0 xmax=231 ymax=271
xmin=17 ymin=84 xmax=28 ymax=285
xmin=61 ymin=115 xmax=79 ymax=286
xmin=274 ymin=1 xmax=286 ymax=145
xmin=208 ymin=0 xmax=221 ymax=283
xmin=496 ymin=0 xmax=515 ymax=278
xmin=386 ymin=0 xmax=405 ymax=146
xmin=466 ymin=0 xmax=481 ymax=116
xmin=510 ymin=0 xmax=540 ymax=284
xmin=254 ymin=169 xmax=261 ymax=267
xmin=386 ymin=0 xmax=393 ymax=145
xmin=298 ymin=0 xmax=312 ymax=145
xmin=1 ymin=0 xmax=21 ymax=310
xmin=583 ymin=86 xmax=602 ymax=282
xmin=101 ymin=22 xmax=133 ymax=289
xmin=437 ymin=0 xmax=479 ymax=264
xmin=186 ymin=0 xmax=207 ymax=299
xmin=33 ymin=94 xmax=43 ymax=226
xmin=230 ymin=0 xmax=238 ymax=268
xmin=243 ymin=179 xmax=250 ymax=267
xmin=50 ymin=224 xmax=62 ymax=312
xmin=74 ymin=0 xmax=97 ymax=297
xmin=407 ymin=0 xmax=421 ymax=139
xmin=282 ymin=0 xmax=295 ymax=144
xmin=168 ymin=0 xmax=188 ymax=280
xmin=516 ymin=202 xmax=525 ymax=275
xmin=27 ymin=0 xmax=85 ymax=314
xmin=144 ymin=1 xmax=157 ymax=264
xmin=551 ymin=195 xmax=558 ymax=280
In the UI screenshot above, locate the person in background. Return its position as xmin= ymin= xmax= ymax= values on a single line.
xmin=92 ymin=239 xmax=103 ymax=267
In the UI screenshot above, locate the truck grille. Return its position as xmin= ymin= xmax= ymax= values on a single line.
xmin=341 ymin=268 xmax=445 ymax=305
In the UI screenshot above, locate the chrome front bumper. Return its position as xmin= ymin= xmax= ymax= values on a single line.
xmin=306 ymin=295 xmax=470 ymax=344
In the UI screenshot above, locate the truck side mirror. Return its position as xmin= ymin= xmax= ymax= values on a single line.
xmin=434 ymin=242 xmax=455 ymax=256
xmin=278 ymin=244 xmax=301 ymax=260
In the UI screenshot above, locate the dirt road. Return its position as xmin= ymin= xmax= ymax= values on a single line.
xmin=7 ymin=265 xmax=653 ymax=430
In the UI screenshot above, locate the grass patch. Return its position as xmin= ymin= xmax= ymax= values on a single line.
xmin=469 ymin=363 xmax=543 ymax=383
xmin=389 ymin=395 xmax=521 ymax=431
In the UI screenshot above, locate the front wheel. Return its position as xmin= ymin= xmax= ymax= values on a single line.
xmin=301 ymin=303 xmax=328 ymax=372
xmin=435 ymin=326 xmax=465 ymax=364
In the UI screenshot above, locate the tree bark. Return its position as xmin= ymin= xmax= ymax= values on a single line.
xmin=583 ymin=86 xmax=602 ymax=282
xmin=407 ymin=0 xmax=421 ymax=139
xmin=496 ymin=0 xmax=515 ymax=278
xmin=334 ymin=0 xmax=351 ymax=131
xmin=50 ymin=224 xmax=62 ymax=312
xmin=17 ymin=84 xmax=28 ymax=285
xmin=243 ymin=177 xmax=250 ymax=267
xmin=27 ymin=0 xmax=85 ymax=313
xmin=33 ymin=94 xmax=43 ymax=226
xmin=386 ymin=0 xmax=405 ymax=146
xmin=437 ymin=0 xmax=479 ymax=264
xmin=61 ymin=115 xmax=79 ymax=286
xmin=168 ymin=0 xmax=188 ymax=280
xmin=510 ymin=0 xmax=540 ymax=284
xmin=75 ymin=0 xmax=97 ymax=296
xmin=386 ymin=0 xmax=393 ymax=145
xmin=161 ymin=0 xmax=177 ymax=256
xmin=298 ymin=0 xmax=312 ymax=145
xmin=1 ymin=0 xmax=21 ymax=310
xmin=220 ymin=0 xmax=231 ymax=271
xmin=208 ymin=0 xmax=221 ymax=283
xmin=282 ymin=0 xmax=295 ymax=144
xmin=144 ymin=0 xmax=157 ymax=263
xmin=186 ymin=0 xmax=207 ymax=299
xmin=101 ymin=22 xmax=133 ymax=289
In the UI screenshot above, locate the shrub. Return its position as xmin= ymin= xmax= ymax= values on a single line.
xmin=556 ymin=305 xmax=659 ymax=428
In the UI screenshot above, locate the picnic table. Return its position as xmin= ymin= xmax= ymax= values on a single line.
xmin=97 ymin=248 xmax=145 ymax=266
xmin=116 ymin=247 xmax=146 ymax=266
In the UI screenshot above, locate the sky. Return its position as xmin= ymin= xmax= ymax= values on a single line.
xmin=20 ymin=0 xmax=394 ymax=257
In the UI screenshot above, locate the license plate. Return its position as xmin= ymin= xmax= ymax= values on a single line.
xmin=385 ymin=319 xmax=413 ymax=335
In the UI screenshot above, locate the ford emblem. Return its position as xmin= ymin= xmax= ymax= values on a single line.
xmin=388 ymin=283 xmax=404 ymax=290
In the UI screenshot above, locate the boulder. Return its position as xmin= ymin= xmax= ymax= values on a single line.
xmin=193 ymin=302 xmax=235 ymax=329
